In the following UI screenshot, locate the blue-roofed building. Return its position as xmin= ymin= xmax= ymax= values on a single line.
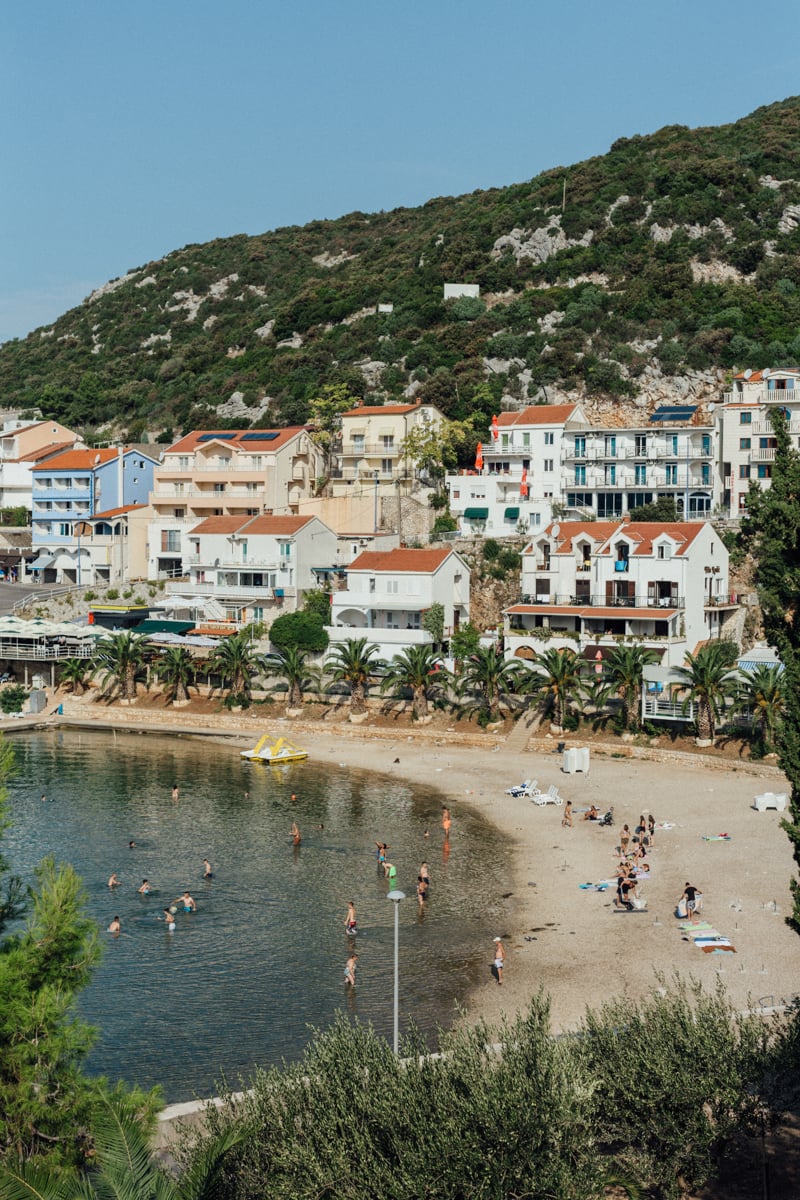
xmin=29 ymin=446 xmax=158 ymax=584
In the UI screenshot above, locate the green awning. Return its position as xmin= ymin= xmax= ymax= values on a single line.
xmin=504 ymin=506 xmax=520 ymax=520
xmin=134 ymin=620 xmax=195 ymax=634
xmin=464 ymin=507 xmax=489 ymax=519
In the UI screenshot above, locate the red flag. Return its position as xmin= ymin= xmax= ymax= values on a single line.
xmin=475 ymin=442 xmax=484 ymax=470
xmin=520 ymin=467 xmax=528 ymax=498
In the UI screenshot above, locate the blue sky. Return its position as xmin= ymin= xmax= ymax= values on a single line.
xmin=1 ymin=0 xmax=797 ymax=344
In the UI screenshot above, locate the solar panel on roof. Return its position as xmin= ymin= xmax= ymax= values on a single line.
xmin=240 ymin=432 xmax=279 ymax=441
xmin=198 ymin=433 xmax=237 ymax=441
xmin=649 ymin=405 xmax=698 ymax=423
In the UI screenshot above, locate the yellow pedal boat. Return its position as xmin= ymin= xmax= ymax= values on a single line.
xmin=240 ymin=735 xmax=308 ymax=764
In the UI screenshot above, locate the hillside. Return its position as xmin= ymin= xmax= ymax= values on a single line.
xmin=2 ymin=97 xmax=800 ymax=443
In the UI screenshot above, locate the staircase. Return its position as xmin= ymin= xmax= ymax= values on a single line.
xmin=504 ymin=706 xmax=540 ymax=752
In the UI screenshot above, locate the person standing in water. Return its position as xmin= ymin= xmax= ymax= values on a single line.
xmin=202 ymin=858 xmax=213 ymax=879
xmin=442 ymin=806 xmax=451 ymax=840
xmin=137 ymin=878 xmax=152 ymax=895
xmin=291 ymin=822 xmax=302 ymax=846
xmin=171 ymin=783 xmax=179 ymax=802
xmin=108 ymin=916 xmax=121 ymax=935
xmin=161 ymin=908 xmax=176 ymax=931
xmin=344 ymin=952 xmax=358 ymax=987
xmin=107 ymin=873 xmax=120 ymax=888
xmin=174 ymin=891 xmax=196 ymax=912
xmin=344 ymin=900 xmax=357 ymax=936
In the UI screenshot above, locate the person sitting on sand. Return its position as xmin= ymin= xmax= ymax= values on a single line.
xmin=583 ymin=805 xmax=599 ymax=821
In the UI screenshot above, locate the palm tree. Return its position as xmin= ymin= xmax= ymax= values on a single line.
xmin=379 ymin=645 xmax=449 ymax=720
xmin=209 ymin=629 xmax=263 ymax=699
xmin=457 ymin=644 xmax=524 ymax=722
xmin=263 ymin=645 xmax=321 ymax=711
xmin=673 ymin=642 xmax=740 ymax=742
xmin=737 ymin=663 xmax=784 ymax=750
xmin=326 ymin=637 xmax=381 ymax=716
xmin=604 ymin=644 xmax=661 ymax=731
xmin=154 ymin=645 xmax=194 ymax=704
xmin=0 ymin=1087 xmax=243 ymax=1199
xmin=92 ymin=632 xmax=148 ymax=701
xmin=58 ymin=657 xmax=92 ymax=696
xmin=528 ymin=646 xmax=580 ymax=728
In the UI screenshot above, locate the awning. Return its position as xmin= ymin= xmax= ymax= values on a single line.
xmin=29 ymin=555 xmax=54 ymax=571
xmin=504 ymin=506 xmax=520 ymax=520
xmin=464 ymin=507 xmax=488 ymax=520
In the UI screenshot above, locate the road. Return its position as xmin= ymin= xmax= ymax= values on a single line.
xmin=0 ymin=582 xmax=76 ymax=616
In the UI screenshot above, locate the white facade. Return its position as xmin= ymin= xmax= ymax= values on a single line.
xmin=167 ymin=514 xmax=338 ymax=623
xmin=327 ymin=546 xmax=470 ymax=660
xmin=716 ymin=367 xmax=800 ymax=518
xmin=505 ymin=519 xmax=736 ymax=667
xmin=332 ymin=402 xmax=444 ymax=496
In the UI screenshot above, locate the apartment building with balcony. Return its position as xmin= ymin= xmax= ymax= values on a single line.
xmin=29 ymin=447 xmax=158 ymax=584
xmin=446 ymin=404 xmax=589 ymax=536
xmin=504 ymin=519 xmax=735 ymax=667
xmin=148 ymin=427 xmax=324 ymax=578
xmin=168 ymin=513 xmax=338 ymax=624
xmin=330 ymin=401 xmax=444 ymax=497
xmin=82 ymin=504 xmax=152 ymax=585
xmin=561 ymin=406 xmax=715 ymax=520
xmin=327 ymin=546 xmax=470 ymax=660
xmin=0 ymin=419 xmax=82 ymax=514
xmin=716 ymin=367 xmax=800 ymax=517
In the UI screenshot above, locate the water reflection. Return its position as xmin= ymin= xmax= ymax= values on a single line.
xmin=6 ymin=730 xmax=505 ymax=1102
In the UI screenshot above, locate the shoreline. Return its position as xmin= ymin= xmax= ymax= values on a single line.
xmin=14 ymin=708 xmax=800 ymax=1130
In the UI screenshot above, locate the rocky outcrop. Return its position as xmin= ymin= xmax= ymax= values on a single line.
xmin=491 ymin=215 xmax=593 ymax=265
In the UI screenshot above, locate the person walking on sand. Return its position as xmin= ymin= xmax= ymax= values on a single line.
xmin=344 ymin=952 xmax=358 ymax=986
xmin=619 ymin=824 xmax=631 ymax=855
xmin=344 ymin=900 xmax=357 ymax=936
xmin=561 ymin=799 xmax=573 ymax=828
xmin=291 ymin=822 xmax=302 ymax=846
xmin=680 ymin=881 xmax=701 ymax=920
xmin=493 ymin=936 xmax=505 ymax=984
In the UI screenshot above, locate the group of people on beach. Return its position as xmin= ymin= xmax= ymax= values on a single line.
xmin=613 ymin=813 xmax=655 ymax=911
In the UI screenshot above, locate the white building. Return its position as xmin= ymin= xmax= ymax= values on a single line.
xmin=332 ymin=402 xmax=444 ymax=497
xmin=716 ymin=367 xmax=800 ymax=518
xmin=447 ymin=404 xmax=588 ymax=536
xmin=167 ymin=513 xmax=338 ymax=625
xmin=0 ymin=420 xmax=81 ymax=515
xmin=504 ymin=519 xmax=737 ymax=667
xmin=327 ymin=546 xmax=470 ymax=660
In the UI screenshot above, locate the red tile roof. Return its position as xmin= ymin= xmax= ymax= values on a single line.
xmin=88 ymin=504 xmax=146 ymax=520
xmin=496 ymin=404 xmax=578 ymax=427
xmin=188 ymin=516 xmax=253 ymax=535
xmin=341 ymin=404 xmax=425 ymax=417
xmin=164 ymin=428 xmax=309 ymax=454
xmin=32 ymin=447 xmax=122 ymax=471
xmin=188 ymin=514 xmax=315 ymax=536
xmin=13 ymin=441 xmax=79 ymax=464
xmin=541 ymin=519 xmax=706 ymax=556
xmin=347 ymin=547 xmax=455 ymax=573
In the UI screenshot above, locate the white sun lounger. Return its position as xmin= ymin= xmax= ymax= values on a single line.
xmin=534 ymin=784 xmax=563 ymax=806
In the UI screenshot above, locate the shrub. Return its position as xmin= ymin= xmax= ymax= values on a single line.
xmin=0 ymin=684 xmax=27 ymax=713
xmin=269 ymin=611 xmax=329 ymax=653
xmin=106 ymin=588 xmax=119 ymax=600
xmin=83 ymin=591 xmax=97 ymax=602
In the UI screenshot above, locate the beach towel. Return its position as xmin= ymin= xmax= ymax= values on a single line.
xmin=683 ymin=927 xmax=721 ymax=940
xmin=701 ymin=944 xmax=736 ymax=954
xmin=692 ymin=937 xmax=731 ymax=947
xmin=702 ymin=833 xmax=731 ymax=841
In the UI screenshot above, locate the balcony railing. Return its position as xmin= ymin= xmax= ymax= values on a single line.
xmin=518 ymin=593 xmax=685 ymax=609
xmin=184 ymin=554 xmax=282 ymax=569
xmin=338 ymin=442 xmax=399 ymax=456
xmin=330 ymin=468 xmax=405 ymax=482
xmin=751 ymin=447 xmax=776 ymax=462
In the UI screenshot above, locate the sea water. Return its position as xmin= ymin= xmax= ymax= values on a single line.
xmin=4 ymin=729 xmax=505 ymax=1102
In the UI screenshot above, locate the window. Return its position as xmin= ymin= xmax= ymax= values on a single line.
xmin=701 ymin=463 xmax=710 ymax=485
xmin=381 ymin=458 xmax=393 ymax=475
xmin=574 ymin=465 xmax=586 ymax=486
xmin=739 ymin=438 xmax=751 ymax=450
xmin=669 ymin=435 xmax=678 ymax=456
xmin=605 ymin=435 xmax=616 ymax=456
xmin=605 ymin=464 xmax=616 ymax=485
xmin=352 ymin=434 xmax=365 ymax=451
xmin=521 ymin=432 xmax=530 ymax=448
xmin=757 ymin=465 xmax=772 ymax=479
xmin=544 ymin=432 xmax=554 ymax=446
xmin=279 ymin=542 xmax=292 ymax=558
xmin=213 ymin=483 xmax=225 ymax=494
xmin=178 ymin=456 xmax=190 ymax=470
xmin=174 ymin=508 xmax=185 ymax=518
xmin=245 ymin=482 xmax=258 ymax=494
xmin=740 ymin=412 xmax=752 ymax=425
xmin=452 ymin=489 xmax=460 ymax=500
xmin=501 ymin=434 xmax=510 ymax=450
xmin=635 ymin=434 xmax=647 ymax=456
xmin=701 ymin=434 xmax=711 ymax=455
xmin=369 ymin=577 xmax=376 ymax=593
xmin=250 ymin=456 xmax=263 ymax=469
xmin=381 ymin=435 xmax=394 ymax=450
xmin=665 ymin=464 xmax=677 ymax=485
xmin=387 ymin=579 xmax=399 ymax=594
xmin=759 ymin=437 xmax=777 ymax=449
xmin=162 ymin=530 xmax=181 ymax=553
xmin=574 ymin=436 xmax=586 ymax=458
xmin=544 ymin=459 xmax=553 ymax=472
xmin=739 ymin=465 xmax=751 ymax=479
xmin=59 ymin=522 xmax=70 ymax=536
xmin=657 ymin=543 xmax=671 ymax=559
xmin=529 ymin=513 xmax=541 ymax=527
xmin=635 ymin=464 xmax=647 ymax=485
xmin=252 ymin=608 xmax=264 ymax=622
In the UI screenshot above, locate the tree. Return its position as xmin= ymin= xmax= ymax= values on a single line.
xmin=209 ymin=630 xmax=263 ymax=700
xmin=301 ymin=588 xmax=332 ymax=622
xmin=0 ymin=1087 xmax=242 ymax=1198
xmin=421 ymin=602 xmax=445 ymax=647
xmin=308 ymin=383 xmax=358 ymax=476
xmin=92 ymin=632 xmax=148 ymax=701
xmin=628 ymin=495 xmax=678 ymax=521
xmin=673 ymin=641 xmax=740 ymax=742
xmin=269 ymin=610 xmax=329 ymax=654
xmin=737 ymin=663 xmax=784 ymax=752
xmin=742 ymin=409 xmax=800 ymax=932
xmin=528 ymin=647 xmax=580 ymax=728
xmin=449 ymin=622 xmax=481 ymax=665
xmin=154 ymin=646 xmax=194 ymax=704
xmin=399 ymin=418 xmax=477 ymax=484
xmin=57 ymin=658 xmax=92 ymax=697
xmin=263 ymin=646 xmax=321 ymax=711
xmin=604 ymin=644 xmax=661 ymax=731
xmin=379 ymin=646 xmax=448 ymax=720
xmin=325 ymin=638 xmax=381 ymax=716
xmin=457 ymin=644 xmax=524 ymax=722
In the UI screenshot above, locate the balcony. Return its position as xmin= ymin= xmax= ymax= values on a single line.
xmin=338 ymin=442 xmax=399 ymax=457
xmin=751 ymin=447 xmax=776 ymax=462
xmin=752 ymin=420 xmax=800 ymax=436
xmin=330 ymin=468 xmax=405 ymax=482
xmin=326 ymin=625 xmax=433 ymax=646
xmin=184 ymin=554 xmax=282 ymax=569
xmin=518 ymin=592 xmax=684 ymax=608
xmin=166 ymin=579 xmax=296 ymax=600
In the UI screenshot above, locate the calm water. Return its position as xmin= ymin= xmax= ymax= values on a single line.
xmin=4 ymin=729 xmax=506 ymax=1102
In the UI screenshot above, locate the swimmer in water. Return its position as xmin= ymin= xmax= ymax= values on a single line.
xmin=202 ymin=858 xmax=213 ymax=878
xmin=128 ymin=840 xmax=136 ymax=849
xmin=107 ymin=916 xmax=121 ymax=935
xmin=375 ymin=841 xmax=389 ymax=864
xmin=291 ymin=822 xmax=302 ymax=846
xmin=174 ymin=890 xmax=196 ymax=913
xmin=137 ymin=878 xmax=151 ymax=895
xmin=344 ymin=952 xmax=358 ymax=987
xmin=344 ymin=900 xmax=357 ymax=935
xmin=107 ymin=873 xmax=120 ymax=888
xmin=171 ymin=783 xmax=179 ymax=802
xmin=442 ymin=807 xmax=451 ymax=839
xmin=161 ymin=908 xmax=176 ymax=932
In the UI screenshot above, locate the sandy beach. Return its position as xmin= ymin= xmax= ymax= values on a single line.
xmin=46 ymin=704 xmax=800 ymax=1034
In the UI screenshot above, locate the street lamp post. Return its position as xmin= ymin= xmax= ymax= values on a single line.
xmin=373 ymin=470 xmax=380 ymax=533
xmin=386 ymin=888 xmax=405 ymax=1054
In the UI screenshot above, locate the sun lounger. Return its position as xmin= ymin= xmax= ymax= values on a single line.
xmin=534 ymin=784 xmax=564 ymax=806
xmin=505 ymin=779 xmax=533 ymax=796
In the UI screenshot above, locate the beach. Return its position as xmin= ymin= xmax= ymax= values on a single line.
xmin=46 ymin=705 xmax=800 ymax=1033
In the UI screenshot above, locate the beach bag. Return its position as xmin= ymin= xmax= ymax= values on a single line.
xmin=676 ymin=899 xmax=688 ymax=919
